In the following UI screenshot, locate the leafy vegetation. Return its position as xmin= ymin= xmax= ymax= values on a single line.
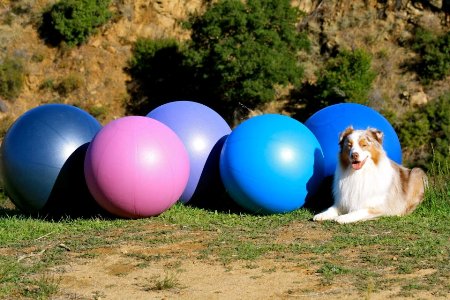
xmin=40 ymin=0 xmax=112 ymax=47
xmin=126 ymin=38 xmax=188 ymax=115
xmin=128 ymin=39 xmax=182 ymax=79
xmin=0 ymin=57 xmax=25 ymax=100
xmin=394 ymin=92 xmax=450 ymax=170
xmin=126 ymin=0 xmax=310 ymax=120
xmin=39 ymin=74 xmax=83 ymax=97
xmin=146 ymin=273 xmax=181 ymax=291
xmin=55 ymin=73 xmax=83 ymax=96
xmin=314 ymin=48 xmax=376 ymax=106
xmin=410 ymin=28 xmax=450 ymax=83
xmin=184 ymin=0 xmax=310 ymax=109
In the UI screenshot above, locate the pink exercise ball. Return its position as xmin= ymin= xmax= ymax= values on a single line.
xmin=84 ymin=116 xmax=190 ymax=218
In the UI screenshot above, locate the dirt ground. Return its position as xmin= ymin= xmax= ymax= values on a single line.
xmin=48 ymin=223 xmax=442 ymax=300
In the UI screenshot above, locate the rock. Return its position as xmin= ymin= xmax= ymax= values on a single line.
xmin=0 ymin=99 xmax=9 ymax=113
xmin=401 ymin=90 xmax=410 ymax=99
xmin=293 ymin=0 xmax=320 ymax=14
xmin=410 ymin=90 xmax=428 ymax=106
xmin=429 ymin=1 xmax=443 ymax=9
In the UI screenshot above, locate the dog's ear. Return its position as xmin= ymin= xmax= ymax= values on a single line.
xmin=368 ymin=128 xmax=383 ymax=143
xmin=339 ymin=126 xmax=354 ymax=145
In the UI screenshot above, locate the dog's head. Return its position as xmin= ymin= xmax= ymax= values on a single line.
xmin=338 ymin=126 xmax=384 ymax=171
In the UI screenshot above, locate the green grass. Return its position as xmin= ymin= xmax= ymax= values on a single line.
xmin=0 ymin=162 xmax=448 ymax=299
xmin=145 ymin=272 xmax=181 ymax=291
xmin=0 ymin=56 xmax=25 ymax=100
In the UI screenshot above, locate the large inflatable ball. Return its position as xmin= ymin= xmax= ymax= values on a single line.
xmin=84 ymin=116 xmax=190 ymax=218
xmin=0 ymin=104 xmax=102 ymax=215
xmin=305 ymin=103 xmax=402 ymax=177
xmin=220 ymin=114 xmax=325 ymax=214
xmin=147 ymin=101 xmax=231 ymax=204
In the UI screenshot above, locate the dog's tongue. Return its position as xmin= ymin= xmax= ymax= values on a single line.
xmin=352 ymin=161 xmax=363 ymax=170
xmin=352 ymin=158 xmax=366 ymax=170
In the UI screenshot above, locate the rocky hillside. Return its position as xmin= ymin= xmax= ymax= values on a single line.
xmin=296 ymin=0 xmax=448 ymax=111
xmin=0 ymin=0 xmax=205 ymax=127
xmin=0 ymin=0 xmax=448 ymax=130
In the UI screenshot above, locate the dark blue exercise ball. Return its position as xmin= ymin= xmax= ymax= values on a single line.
xmin=305 ymin=103 xmax=402 ymax=177
xmin=220 ymin=114 xmax=325 ymax=214
xmin=0 ymin=104 xmax=102 ymax=216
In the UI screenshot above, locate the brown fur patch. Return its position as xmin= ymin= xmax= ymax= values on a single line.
xmin=339 ymin=126 xmax=354 ymax=145
xmin=369 ymin=143 xmax=382 ymax=165
xmin=338 ymin=127 xmax=354 ymax=169
xmin=368 ymin=128 xmax=384 ymax=144
xmin=339 ymin=146 xmax=351 ymax=169
xmin=405 ymin=168 xmax=427 ymax=214
xmin=368 ymin=208 xmax=383 ymax=216
xmin=358 ymin=137 xmax=368 ymax=148
xmin=391 ymin=162 xmax=427 ymax=215
xmin=363 ymin=130 xmax=383 ymax=166
xmin=398 ymin=166 xmax=410 ymax=195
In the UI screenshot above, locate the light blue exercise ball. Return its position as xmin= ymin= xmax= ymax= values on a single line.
xmin=147 ymin=101 xmax=231 ymax=204
xmin=219 ymin=114 xmax=325 ymax=214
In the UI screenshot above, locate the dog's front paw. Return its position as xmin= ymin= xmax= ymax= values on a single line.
xmin=313 ymin=208 xmax=339 ymax=222
xmin=313 ymin=213 xmax=333 ymax=222
xmin=335 ymin=209 xmax=381 ymax=224
xmin=335 ymin=214 xmax=357 ymax=224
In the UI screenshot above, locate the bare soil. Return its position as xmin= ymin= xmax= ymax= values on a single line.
xmin=45 ymin=222 xmax=443 ymax=300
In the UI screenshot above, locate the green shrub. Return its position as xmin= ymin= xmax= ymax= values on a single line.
xmin=56 ymin=74 xmax=83 ymax=96
xmin=410 ymin=28 xmax=450 ymax=83
xmin=39 ymin=78 xmax=56 ymax=91
xmin=183 ymin=0 xmax=310 ymax=108
xmin=85 ymin=104 xmax=107 ymax=119
xmin=395 ymin=92 xmax=450 ymax=170
xmin=0 ymin=57 xmax=25 ymax=100
xmin=0 ymin=115 xmax=14 ymax=138
xmin=126 ymin=0 xmax=310 ymax=119
xmin=126 ymin=38 xmax=188 ymax=115
xmin=128 ymin=38 xmax=182 ymax=80
xmin=41 ymin=0 xmax=111 ymax=46
xmin=314 ymin=49 xmax=376 ymax=106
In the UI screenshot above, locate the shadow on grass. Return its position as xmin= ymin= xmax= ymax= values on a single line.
xmin=304 ymin=175 xmax=334 ymax=215
xmin=0 ymin=204 xmax=24 ymax=218
xmin=0 ymin=139 xmax=335 ymax=220
xmin=184 ymin=136 xmax=244 ymax=214
xmin=1 ymin=144 xmax=116 ymax=221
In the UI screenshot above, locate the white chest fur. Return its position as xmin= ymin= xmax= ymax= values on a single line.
xmin=333 ymin=157 xmax=394 ymax=213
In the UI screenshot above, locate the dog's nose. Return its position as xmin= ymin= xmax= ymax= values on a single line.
xmin=351 ymin=152 xmax=359 ymax=160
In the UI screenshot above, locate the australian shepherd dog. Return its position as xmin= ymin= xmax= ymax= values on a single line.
xmin=313 ymin=126 xmax=427 ymax=224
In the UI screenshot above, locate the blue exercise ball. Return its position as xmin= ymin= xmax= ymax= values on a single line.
xmin=147 ymin=101 xmax=231 ymax=204
xmin=0 ymin=104 xmax=102 ymax=215
xmin=220 ymin=114 xmax=325 ymax=214
xmin=305 ymin=103 xmax=402 ymax=177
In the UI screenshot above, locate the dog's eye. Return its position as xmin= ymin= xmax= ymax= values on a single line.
xmin=359 ymin=141 xmax=369 ymax=148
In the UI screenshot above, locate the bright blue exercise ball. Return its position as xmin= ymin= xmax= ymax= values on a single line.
xmin=0 ymin=104 xmax=102 ymax=215
xmin=220 ymin=114 xmax=325 ymax=214
xmin=147 ymin=101 xmax=231 ymax=204
xmin=305 ymin=103 xmax=402 ymax=177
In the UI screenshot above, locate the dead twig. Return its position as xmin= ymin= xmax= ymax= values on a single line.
xmin=17 ymin=249 xmax=46 ymax=262
xmin=34 ymin=231 xmax=55 ymax=241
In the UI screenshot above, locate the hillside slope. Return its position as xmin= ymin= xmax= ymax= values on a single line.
xmin=0 ymin=0 xmax=448 ymax=129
